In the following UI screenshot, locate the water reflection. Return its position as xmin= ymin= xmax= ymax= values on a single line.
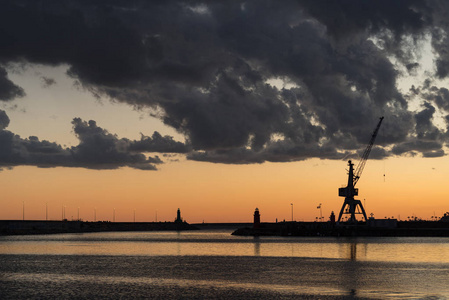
xmin=337 ymin=242 xmax=361 ymax=297
xmin=253 ymin=237 xmax=260 ymax=256
xmin=177 ymin=232 xmax=181 ymax=255
xmin=0 ymin=232 xmax=449 ymax=263
xmin=336 ymin=242 xmax=376 ymax=298
xmin=350 ymin=243 xmax=357 ymax=261
xmin=2 ymin=232 xmax=449 ymax=299
xmin=337 ymin=240 xmax=367 ymax=261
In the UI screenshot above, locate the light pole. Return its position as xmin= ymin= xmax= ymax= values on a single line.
xmin=317 ymin=203 xmax=322 ymax=222
xmin=291 ymin=203 xmax=293 ymax=222
xmin=46 ymin=202 xmax=48 ymax=221
xmin=113 ymin=208 xmax=116 ymax=222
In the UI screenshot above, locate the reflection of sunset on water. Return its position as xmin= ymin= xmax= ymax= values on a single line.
xmin=1 ymin=232 xmax=448 ymax=263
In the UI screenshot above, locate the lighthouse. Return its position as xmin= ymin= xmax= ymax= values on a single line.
xmin=253 ymin=208 xmax=260 ymax=229
xmin=175 ymin=208 xmax=183 ymax=223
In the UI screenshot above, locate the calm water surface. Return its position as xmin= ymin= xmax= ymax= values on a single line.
xmin=1 ymin=230 xmax=449 ymax=299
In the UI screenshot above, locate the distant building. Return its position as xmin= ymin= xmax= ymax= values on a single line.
xmin=367 ymin=218 xmax=398 ymax=228
xmin=253 ymin=208 xmax=260 ymax=229
xmin=329 ymin=211 xmax=335 ymax=224
xmin=175 ymin=208 xmax=183 ymax=223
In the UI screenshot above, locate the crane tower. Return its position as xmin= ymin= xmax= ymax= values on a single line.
xmin=337 ymin=117 xmax=384 ymax=223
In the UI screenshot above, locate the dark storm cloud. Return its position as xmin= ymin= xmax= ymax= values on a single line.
xmin=188 ymin=140 xmax=347 ymax=164
xmin=418 ymin=85 xmax=449 ymax=113
xmin=297 ymin=0 xmax=429 ymax=43
xmin=1 ymin=0 xmax=449 ymax=166
xmin=423 ymin=149 xmax=445 ymax=158
xmin=392 ymin=140 xmax=443 ymax=156
xmin=147 ymin=155 xmax=163 ymax=164
xmin=406 ymin=63 xmax=420 ymax=75
xmin=0 ymin=110 xmax=10 ymax=130
xmin=363 ymin=146 xmax=390 ymax=160
xmin=40 ymin=76 xmax=56 ymax=88
xmin=69 ymin=118 xmax=157 ymax=170
xmin=428 ymin=2 xmax=449 ymax=79
xmin=0 ymin=110 xmax=187 ymax=170
xmin=130 ymin=131 xmax=189 ymax=153
xmin=414 ymin=102 xmax=442 ymax=140
xmin=188 ymin=149 xmax=264 ymax=165
xmin=0 ymin=67 xmax=25 ymax=101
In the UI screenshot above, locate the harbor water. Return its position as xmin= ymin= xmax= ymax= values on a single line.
xmin=1 ymin=230 xmax=449 ymax=299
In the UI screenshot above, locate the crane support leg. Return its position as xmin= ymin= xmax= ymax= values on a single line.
xmin=354 ymin=199 xmax=368 ymax=221
xmin=337 ymin=202 xmax=347 ymax=223
xmin=337 ymin=197 xmax=367 ymax=223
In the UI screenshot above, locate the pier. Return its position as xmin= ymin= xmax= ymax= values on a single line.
xmin=231 ymin=220 xmax=449 ymax=237
xmin=0 ymin=220 xmax=198 ymax=235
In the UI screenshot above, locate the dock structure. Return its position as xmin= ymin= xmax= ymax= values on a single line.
xmin=232 ymin=219 xmax=449 ymax=237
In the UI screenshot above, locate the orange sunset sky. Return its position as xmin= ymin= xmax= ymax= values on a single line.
xmin=1 ymin=1 xmax=449 ymax=223
xmin=3 ymin=154 xmax=449 ymax=223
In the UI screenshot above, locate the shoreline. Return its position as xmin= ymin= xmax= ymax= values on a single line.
xmin=3 ymin=219 xmax=449 ymax=237
xmin=232 ymin=220 xmax=449 ymax=237
xmin=0 ymin=220 xmax=198 ymax=235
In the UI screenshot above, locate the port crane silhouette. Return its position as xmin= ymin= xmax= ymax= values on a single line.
xmin=337 ymin=117 xmax=384 ymax=223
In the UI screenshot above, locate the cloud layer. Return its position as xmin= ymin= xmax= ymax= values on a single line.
xmin=2 ymin=0 xmax=449 ymax=167
xmin=0 ymin=110 xmax=183 ymax=170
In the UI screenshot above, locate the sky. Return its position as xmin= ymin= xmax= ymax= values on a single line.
xmin=1 ymin=0 xmax=449 ymax=223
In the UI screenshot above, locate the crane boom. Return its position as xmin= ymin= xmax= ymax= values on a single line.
xmin=353 ymin=116 xmax=384 ymax=186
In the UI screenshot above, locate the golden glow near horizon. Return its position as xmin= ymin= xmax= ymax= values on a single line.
xmin=2 ymin=155 xmax=449 ymax=223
